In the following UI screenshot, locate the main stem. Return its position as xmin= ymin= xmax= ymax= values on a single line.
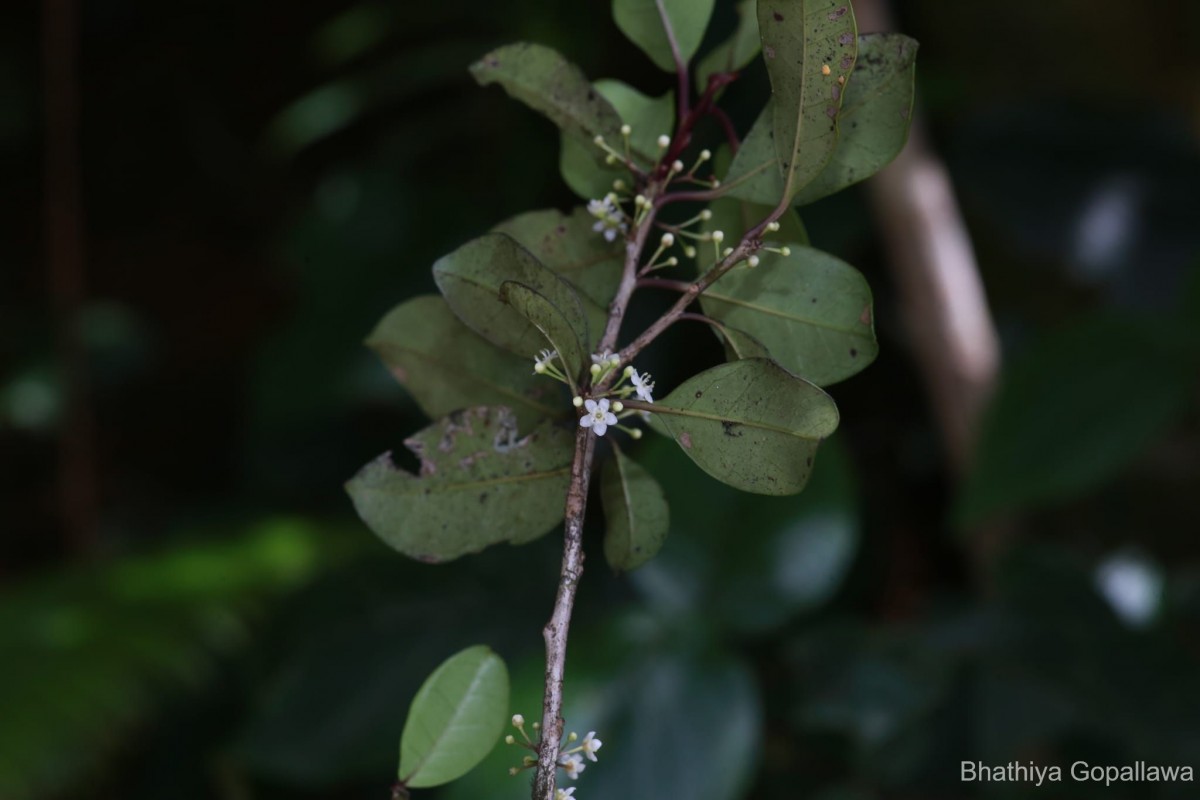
xmin=532 ymin=185 xmax=662 ymax=800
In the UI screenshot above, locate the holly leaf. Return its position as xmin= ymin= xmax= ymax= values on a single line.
xmin=645 ymin=358 xmax=839 ymax=495
xmin=701 ymin=245 xmax=877 ymax=386
xmin=560 ymin=79 xmax=674 ymax=200
xmin=695 ymin=0 xmax=760 ymax=93
xmin=398 ymin=645 xmax=509 ymax=788
xmin=613 ymin=0 xmax=716 ymax=73
xmin=470 ymin=42 xmax=622 ymax=145
xmin=493 ymin=207 xmax=624 ymax=309
xmin=367 ymin=295 xmax=560 ymax=430
xmin=755 ymin=0 xmax=858 ymax=202
xmin=346 ymin=407 xmax=573 ymax=562
xmin=793 ymin=33 xmax=919 ymax=205
xmin=602 ymin=448 xmax=670 ymax=571
xmin=432 ymin=233 xmax=591 ymax=374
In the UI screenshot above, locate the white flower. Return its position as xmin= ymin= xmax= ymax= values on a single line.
xmin=579 ymin=399 xmax=618 ymax=437
xmin=591 ymin=350 xmax=615 ymax=366
xmin=559 ymin=752 xmax=586 ymax=779
xmin=534 ymin=348 xmax=557 ymax=374
xmin=587 ymin=196 xmax=626 ymax=243
xmin=630 ymin=369 xmax=654 ymax=403
xmin=581 ymin=731 xmax=603 ymax=762
xmin=556 ymin=789 xmax=576 ymax=800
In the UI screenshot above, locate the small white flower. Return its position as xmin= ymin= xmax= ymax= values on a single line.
xmin=556 ymin=788 xmax=577 ymax=800
xmin=630 ymin=369 xmax=654 ymax=403
xmin=581 ymin=731 xmax=603 ymax=762
xmin=559 ymin=752 xmax=586 ymax=779
xmin=587 ymin=196 xmax=626 ymax=243
xmin=579 ymin=398 xmax=618 ymax=437
xmin=534 ymin=349 xmax=557 ymax=374
xmin=591 ymin=350 xmax=615 ymax=366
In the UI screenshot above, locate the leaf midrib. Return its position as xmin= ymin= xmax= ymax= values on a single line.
xmin=402 ymin=658 xmax=492 ymax=785
xmin=703 ymin=290 xmax=873 ymax=338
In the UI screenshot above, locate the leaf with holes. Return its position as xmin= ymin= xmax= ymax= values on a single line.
xmin=759 ymin=0 xmax=858 ymax=201
xmin=470 ymin=42 xmax=622 ymax=145
xmin=793 ymin=33 xmax=918 ymax=205
xmin=613 ymin=0 xmax=716 ymax=73
xmin=644 ymin=359 xmax=839 ymax=495
xmin=602 ymin=448 xmax=670 ymax=571
xmin=493 ymin=207 xmax=625 ymax=309
xmin=367 ymin=295 xmax=561 ymax=430
xmin=560 ymin=79 xmax=675 ymax=200
xmin=432 ymin=233 xmax=591 ymax=374
xmin=398 ymin=645 xmax=510 ymax=788
xmin=346 ymin=407 xmax=573 ymax=562
xmin=701 ymin=245 xmax=876 ymax=386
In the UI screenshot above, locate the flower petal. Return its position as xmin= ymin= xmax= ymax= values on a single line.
xmin=596 ymin=398 xmax=610 ymax=412
xmin=593 ymin=421 xmax=608 ymax=436
xmin=584 ymin=399 xmax=598 ymax=413
xmin=579 ymin=415 xmax=594 ymax=428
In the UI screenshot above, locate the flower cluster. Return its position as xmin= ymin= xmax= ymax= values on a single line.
xmin=528 ymin=348 xmax=654 ymax=440
xmin=587 ymin=196 xmax=626 ymax=243
xmin=506 ymin=713 xmax=603 ymax=799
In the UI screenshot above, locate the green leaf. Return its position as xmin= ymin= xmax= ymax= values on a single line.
xmin=499 ymin=281 xmax=587 ymax=384
xmin=701 ymin=245 xmax=877 ymax=386
xmin=793 ymin=33 xmax=918 ymax=205
xmin=469 ymin=43 xmax=622 ymax=144
xmin=613 ymin=0 xmax=716 ymax=73
xmin=601 ymin=448 xmax=670 ymax=571
xmin=492 ymin=207 xmax=624 ymax=309
xmin=646 ymin=358 xmax=839 ymax=494
xmin=713 ymin=322 xmax=771 ymax=360
xmin=367 ymin=295 xmax=560 ymax=430
xmin=957 ymin=314 xmax=1199 ymax=526
xmin=346 ymin=407 xmax=574 ymax=562
xmin=695 ymin=0 xmax=760 ymax=93
xmin=432 ymin=233 xmax=591 ymax=373
xmin=759 ymin=0 xmax=858 ymax=201
xmin=560 ymin=79 xmax=674 ymax=200
xmin=398 ymin=645 xmax=510 ymax=788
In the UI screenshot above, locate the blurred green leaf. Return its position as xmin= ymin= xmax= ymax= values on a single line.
xmin=560 ymin=80 xmax=674 ymax=200
xmin=647 ymin=358 xmax=839 ymax=495
xmin=957 ymin=314 xmax=1199 ymax=525
xmin=398 ymin=645 xmax=510 ymax=787
xmin=500 ymin=281 xmax=588 ymax=385
xmin=695 ymin=0 xmax=760 ymax=93
xmin=602 ymin=447 xmax=670 ymax=571
xmin=701 ymin=243 xmax=877 ymax=387
xmin=367 ymin=295 xmax=560 ymax=430
xmin=432 ymin=233 xmax=591 ymax=373
xmin=470 ymin=43 xmax=622 ymax=144
xmin=723 ymin=103 xmax=784 ymax=205
xmin=0 ymin=520 xmax=335 ymax=800
xmin=745 ymin=0 xmax=859 ymax=202
xmin=793 ymin=33 xmax=918 ymax=205
xmin=346 ymin=407 xmax=573 ymax=562
xmin=492 ymin=207 xmax=624 ymax=308
xmin=633 ymin=435 xmax=859 ymax=633
xmin=612 ymin=0 xmax=716 ymax=73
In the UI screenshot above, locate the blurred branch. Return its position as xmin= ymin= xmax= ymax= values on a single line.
xmin=43 ymin=0 xmax=98 ymax=555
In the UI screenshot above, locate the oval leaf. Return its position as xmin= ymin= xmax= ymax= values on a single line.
xmin=346 ymin=407 xmax=573 ymax=562
xmin=760 ymin=0 xmax=858 ymax=201
xmin=470 ymin=43 xmax=622 ymax=145
xmin=722 ymin=103 xmax=785 ymax=205
xmin=367 ymin=295 xmax=561 ymax=430
xmin=432 ymin=233 xmax=591 ymax=373
xmin=613 ymin=0 xmax=716 ymax=73
xmin=701 ymin=245 xmax=877 ymax=386
xmin=645 ymin=358 xmax=839 ymax=495
xmin=492 ymin=207 xmax=624 ymax=309
xmin=792 ymin=33 xmax=919 ymax=205
xmin=398 ymin=645 xmax=510 ymax=788
xmin=602 ymin=448 xmax=670 ymax=571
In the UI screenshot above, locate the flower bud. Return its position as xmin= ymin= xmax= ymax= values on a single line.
xmin=780 ymin=246 xmax=792 ymax=257
xmin=699 ymin=209 xmax=712 ymax=220
xmin=630 ymin=428 xmax=643 ymax=440
xmin=711 ymin=230 xmax=725 ymax=243
xmin=612 ymin=401 xmax=624 ymax=413
xmin=512 ymin=714 xmax=525 ymax=728
xmin=661 ymin=233 xmax=675 ymax=247
xmin=747 ymin=255 xmax=760 ymax=268
xmin=620 ymin=124 xmax=632 ymax=136
xmin=657 ymin=134 xmax=671 ymax=148
xmin=671 ymin=160 xmax=684 ymax=173
xmin=699 ymin=149 xmax=712 ymax=161
xmin=573 ymin=396 xmax=584 ymax=408
xmin=590 ymin=363 xmax=602 ymax=376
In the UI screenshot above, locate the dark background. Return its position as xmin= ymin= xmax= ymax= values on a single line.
xmin=2 ymin=1 xmax=1199 ymax=799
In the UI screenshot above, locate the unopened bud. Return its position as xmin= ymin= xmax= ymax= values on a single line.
xmin=661 ymin=233 xmax=675 ymax=247
xmin=711 ymin=230 xmax=725 ymax=244
xmin=684 ymin=246 xmax=697 ymax=258
xmin=723 ymin=247 xmax=734 ymax=257
xmin=630 ymin=428 xmax=643 ymax=440
xmin=512 ymin=714 xmax=525 ymax=727
xmin=505 ymin=735 xmax=516 ymax=745
xmin=699 ymin=149 xmax=712 ymax=161
xmin=780 ymin=246 xmax=792 ymax=257
xmin=534 ymin=362 xmax=546 ymax=374
xmin=605 ymin=154 xmax=618 ymax=165
xmin=590 ymin=363 xmax=602 ymax=376
xmin=568 ymin=732 xmax=578 ymax=742
xmin=657 ymin=134 xmax=671 ymax=148
xmin=747 ymin=255 xmax=760 ymax=268
xmin=666 ymin=256 xmax=678 ymax=266
xmin=612 ymin=401 xmax=624 ymax=413
xmin=572 ymin=396 xmax=584 ymax=408
xmin=620 ymin=124 xmax=632 ymax=136
xmin=766 ymin=221 xmax=781 ymax=232
xmin=623 ymin=366 xmax=634 ymax=376
xmin=593 ymin=135 xmax=605 ymax=146
xmin=671 ymin=160 xmax=684 ymax=173
xmin=699 ymin=209 xmax=712 ymax=220
xmin=613 ymin=179 xmax=626 ymax=191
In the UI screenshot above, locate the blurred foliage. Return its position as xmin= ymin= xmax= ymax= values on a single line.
xmin=3 ymin=0 xmax=1199 ymax=799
